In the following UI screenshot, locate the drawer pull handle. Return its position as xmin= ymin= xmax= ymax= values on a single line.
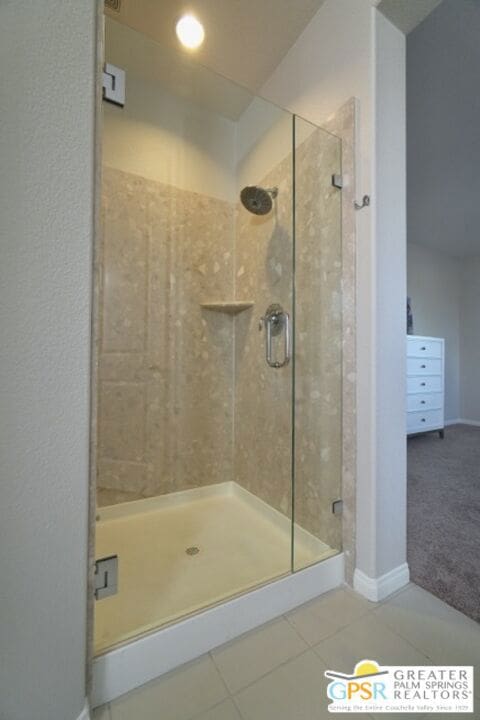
xmin=421 ymin=364 xmax=426 ymax=368
xmin=421 ymin=418 xmax=426 ymax=422
xmin=421 ymin=346 xmax=426 ymax=350
xmin=421 ymin=382 xmax=426 ymax=386
xmin=421 ymin=400 xmax=426 ymax=404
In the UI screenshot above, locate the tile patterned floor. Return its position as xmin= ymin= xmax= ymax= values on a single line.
xmin=93 ymin=584 xmax=479 ymax=720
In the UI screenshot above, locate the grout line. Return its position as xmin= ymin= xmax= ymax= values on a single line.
xmin=282 ymin=587 xmax=373 ymax=646
xmin=229 ymin=646 xmax=315 ymax=699
xmin=231 ymin=693 xmax=248 ymax=719
xmin=208 ymin=650 xmax=233 ymax=698
xmin=209 ymin=619 xmax=309 ymax=696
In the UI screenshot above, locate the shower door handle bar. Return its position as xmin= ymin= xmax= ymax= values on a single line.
xmin=264 ymin=306 xmax=291 ymax=369
xmin=281 ymin=311 xmax=291 ymax=368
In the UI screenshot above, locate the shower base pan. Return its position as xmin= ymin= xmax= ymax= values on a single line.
xmin=92 ymin=481 xmax=344 ymax=706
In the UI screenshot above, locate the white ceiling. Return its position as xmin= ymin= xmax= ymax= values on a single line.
xmin=106 ymin=0 xmax=326 ymax=93
xmin=378 ymin=0 xmax=443 ymax=34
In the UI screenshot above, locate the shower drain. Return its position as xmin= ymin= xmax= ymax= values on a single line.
xmin=185 ymin=546 xmax=200 ymax=556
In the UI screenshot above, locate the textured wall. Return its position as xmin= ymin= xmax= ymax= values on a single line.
xmin=234 ymin=125 xmax=343 ymax=555
xmin=0 ymin=1 xmax=96 ymax=719
xmin=97 ymin=167 xmax=235 ymax=505
xmin=234 ymin=154 xmax=294 ymax=521
xmin=294 ymin=124 xmax=343 ymax=554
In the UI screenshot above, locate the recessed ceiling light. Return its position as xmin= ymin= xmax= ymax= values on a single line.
xmin=176 ymin=14 xmax=205 ymax=50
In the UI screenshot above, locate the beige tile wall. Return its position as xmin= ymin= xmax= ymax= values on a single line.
xmin=234 ymin=126 xmax=344 ymax=556
xmin=294 ymin=124 xmax=343 ymax=555
xmin=97 ymin=167 xmax=235 ymax=504
xmin=234 ymin=155 xmax=294 ymax=521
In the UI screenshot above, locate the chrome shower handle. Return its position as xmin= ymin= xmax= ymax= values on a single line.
xmin=281 ymin=311 xmax=291 ymax=368
xmin=262 ymin=304 xmax=291 ymax=369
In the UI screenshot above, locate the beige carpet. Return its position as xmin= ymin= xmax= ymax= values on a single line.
xmin=408 ymin=423 xmax=480 ymax=622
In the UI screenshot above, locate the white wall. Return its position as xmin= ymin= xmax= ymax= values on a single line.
xmin=460 ymin=258 xmax=480 ymax=423
xmin=407 ymin=0 xmax=480 ymax=260
xmin=407 ymin=242 xmax=461 ymax=421
xmin=0 ymin=1 xmax=95 ymax=719
xmin=373 ymin=12 xmax=407 ymax=579
xmin=236 ymin=98 xmax=293 ymax=190
xmin=104 ymin=17 xmax=237 ymax=202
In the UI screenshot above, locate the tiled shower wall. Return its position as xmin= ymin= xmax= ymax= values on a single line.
xmin=97 ymin=167 xmax=235 ymax=505
xmin=97 ymin=129 xmax=343 ymax=552
xmin=234 ymin=126 xmax=342 ymax=552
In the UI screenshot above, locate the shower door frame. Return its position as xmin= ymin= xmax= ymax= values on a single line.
xmin=87 ymin=9 xmax=357 ymax=705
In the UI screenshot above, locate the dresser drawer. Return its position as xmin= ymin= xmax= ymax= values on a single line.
xmin=407 ymin=393 xmax=443 ymax=412
xmin=407 ymin=408 xmax=443 ymax=433
xmin=407 ymin=338 xmax=443 ymax=358
xmin=407 ymin=375 xmax=442 ymax=393
xmin=407 ymin=357 xmax=442 ymax=376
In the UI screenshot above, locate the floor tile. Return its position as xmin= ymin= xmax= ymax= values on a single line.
xmin=109 ymin=655 xmax=228 ymax=720
xmin=193 ymin=699 xmax=242 ymax=720
xmin=92 ymin=705 xmax=111 ymax=720
xmin=374 ymin=584 xmax=480 ymax=697
xmin=211 ymin=616 xmax=308 ymax=693
xmin=286 ymin=587 xmax=373 ymax=645
xmin=314 ymin=611 xmax=431 ymax=671
xmin=234 ymin=649 xmax=354 ymax=720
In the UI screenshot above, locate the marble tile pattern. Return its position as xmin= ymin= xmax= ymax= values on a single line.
xmin=234 ymin=154 xmax=294 ymax=521
xmin=97 ymin=166 xmax=236 ymax=501
xmin=293 ymin=124 xmax=343 ymax=555
xmin=324 ymin=99 xmax=357 ymax=584
xmin=234 ymin=124 xmax=345 ymax=557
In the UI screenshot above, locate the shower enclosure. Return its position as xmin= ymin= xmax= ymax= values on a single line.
xmin=94 ymin=12 xmax=343 ymax=657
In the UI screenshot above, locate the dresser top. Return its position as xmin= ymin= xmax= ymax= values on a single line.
xmin=407 ymin=334 xmax=445 ymax=343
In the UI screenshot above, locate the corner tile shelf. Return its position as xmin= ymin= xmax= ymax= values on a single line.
xmin=200 ymin=301 xmax=254 ymax=316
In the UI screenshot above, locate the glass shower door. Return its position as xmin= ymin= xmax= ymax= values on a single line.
xmin=95 ymin=13 xmax=297 ymax=653
xmin=292 ymin=115 xmax=343 ymax=571
xmin=96 ymin=7 xmax=343 ymax=655
xmin=234 ymin=98 xmax=295 ymax=579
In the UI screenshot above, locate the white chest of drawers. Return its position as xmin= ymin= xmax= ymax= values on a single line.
xmin=406 ymin=335 xmax=445 ymax=437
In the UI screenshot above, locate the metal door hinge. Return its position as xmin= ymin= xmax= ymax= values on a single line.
xmin=332 ymin=499 xmax=343 ymax=515
xmin=94 ymin=555 xmax=118 ymax=599
xmin=103 ymin=63 xmax=125 ymax=107
xmin=331 ymin=174 xmax=343 ymax=190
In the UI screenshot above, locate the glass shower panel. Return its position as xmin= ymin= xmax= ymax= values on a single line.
xmin=234 ymin=98 xmax=294 ymax=560
xmin=292 ymin=115 xmax=343 ymax=571
xmin=95 ymin=15 xmax=295 ymax=653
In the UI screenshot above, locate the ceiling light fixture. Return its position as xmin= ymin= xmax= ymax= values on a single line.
xmin=176 ymin=14 xmax=205 ymax=50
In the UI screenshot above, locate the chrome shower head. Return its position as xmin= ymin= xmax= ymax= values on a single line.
xmin=240 ymin=186 xmax=278 ymax=216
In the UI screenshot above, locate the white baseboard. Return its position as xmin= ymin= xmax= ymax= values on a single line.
xmin=445 ymin=418 xmax=480 ymax=427
xmin=92 ymin=553 xmax=344 ymax=707
xmin=353 ymin=563 xmax=409 ymax=602
xmin=76 ymin=700 xmax=90 ymax=720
